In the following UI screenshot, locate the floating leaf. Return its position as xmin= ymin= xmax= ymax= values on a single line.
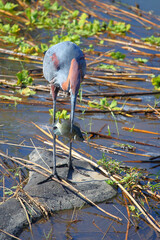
xmin=152 ymin=75 xmax=160 ymax=90
xmin=141 ymin=35 xmax=160 ymax=46
xmin=110 ymin=51 xmax=125 ymax=61
xmin=134 ymin=58 xmax=148 ymax=64
xmin=16 ymin=70 xmax=33 ymax=86
xmin=16 ymin=87 xmax=36 ymax=96
xmin=98 ymin=64 xmax=117 ymax=71
xmin=49 ymin=109 xmax=70 ymax=120
xmin=0 ymin=95 xmax=22 ymax=101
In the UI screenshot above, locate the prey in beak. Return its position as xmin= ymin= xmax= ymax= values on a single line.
xmin=53 ymin=120 xmax=84 ymax=142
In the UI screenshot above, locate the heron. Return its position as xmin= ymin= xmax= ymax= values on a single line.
xmin=43 ymin=41 xmax=86 ymax=180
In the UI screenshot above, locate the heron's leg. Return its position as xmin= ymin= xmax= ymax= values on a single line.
xmin=51 ymin=86 xmax=59 ymax=176
xmin=38 ymin=85 xmax=59 ymax=184
xmin=52 ymin=103 xmax=57 ymax=176
xmin=67 ymin=141 xmax=74 ymax=179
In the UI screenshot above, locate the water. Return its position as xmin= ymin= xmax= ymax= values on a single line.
xmin=0 ymin=0 xmax=160 ymax=239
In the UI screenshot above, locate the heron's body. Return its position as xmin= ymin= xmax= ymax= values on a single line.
xmin=43 ymin=41 xmax=86 ymax=179
xmin=43 ymin=41 xmax=86 ymax=92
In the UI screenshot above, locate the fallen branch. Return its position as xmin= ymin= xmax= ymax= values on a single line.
xmin=0 ymin=229 xmax=21 ymax=240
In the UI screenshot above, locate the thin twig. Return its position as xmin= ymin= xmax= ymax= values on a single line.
xmin=0 ymin=229 xmax=21 ymax=240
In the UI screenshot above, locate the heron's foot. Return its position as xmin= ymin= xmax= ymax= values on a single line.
xmin=37 ymin=172 xmax=61 ymax=185
xmin=67 ymin=164 xmax=74 ymax=180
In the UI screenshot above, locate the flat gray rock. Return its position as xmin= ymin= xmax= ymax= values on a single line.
xmin=0 ymin=149 xmax=117 ymax=240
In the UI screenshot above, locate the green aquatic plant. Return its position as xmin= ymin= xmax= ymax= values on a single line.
xmin=98 ymin=64 xmax=117 ymax=71
xmin=119 ymin=170 xmax=143 ymax=190
xmin=0 ymin=95 xmax=22 ymax=102
xmin=110 ymin=51 xmax=126 ymax=61
xmin=0 ymin=0 xmax=18 ymax=11
xmin=41 ymin=0 xmax=62 ymax=11
xmin=0 ymin=0 xmax=108 ymax=53
xmin=0 ymin=23 xmax=20 ymax=34
xmin=114 ymin=143 xmax=136 ymax=151
xmin=16 ymin=87 xmax=36 ymax=96
xmin=50 ymin=34 xmax=81 ymax=46
xmin=98 ymin=154 xmax=122 ymax=175
xmin=88 ymin=98 xmax=120 ymax=110
xmin=0 ymin=35 xmax=24 ymax=44
xmin=129 ymin=205 xmax=142 ymax=218
xmin=107 ymin=20 xmax=131 ymax=34
xmin=16 ymin=70 xmax=33 ymax=86
xmin=88 ymin=98 xmax=120 ymax=136
xmin=141 ymin=35 xmax=160 ymax=46
xmin=151 ymin=75 xmax=160 ymax=90
xmin=4 ymin=186 xmax=17 ymax=196
xmin=25 ymin=7 xmax=52 ymax=29
xmin=49 ymin=109 xmax=70 ymax=120
xmin=134 ymin=58 xmax=148 ymax=64
xmin=98 ymin=155 xmax=148 ymax=191
xmin=107 ymin=125 xmax=111 ymax=136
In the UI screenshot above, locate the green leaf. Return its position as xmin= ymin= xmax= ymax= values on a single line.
xmin=16 ymin=70 xmax=33 ymax=86
xmin=107 ymin=20 xmax=131 ymax=34
xmin=134 ymin=58 xmax=148 ymax=64
xmin=5 ymin=190 xmax=13 ymax=195
xmin=49 ymin=109 xmax=70 ymax=120
xmin=109 ymin=99 xmax=117 ymax=109
xmin=72 ymin=10 xmax=79 ymax=18
xmin=99 ymin=40 xmax=104 ymax=44
xmin=98 ymin=64 xmax=117 ymax=71
xmin=129 ymin=205 xmax=136 ymax=211
xmin=141 ymin=35 xmax=160 ymax=46
xmin=152 ymin=75 xmax=160 ymax=90
xmin=3 ymin=2 xmax=18 ymax=11
xmin=16 ymin=87 xmax=36 ymax=96
xmin=0 ymin=95 xmax=22 ymax=101
xmin=110 ymin=51 xmax=125 ymax=61
xmin=50 ymin=1 xmax=62 ymax=11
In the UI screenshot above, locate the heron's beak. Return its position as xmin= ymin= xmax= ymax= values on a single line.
xmin=71 ymin=93 xmax=77 ymax=132
xmin=66 ymin=58 xmax=80 ymax=133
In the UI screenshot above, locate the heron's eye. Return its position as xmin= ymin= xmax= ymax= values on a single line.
xmin=53 ymin=126 xmax=57 ymax=130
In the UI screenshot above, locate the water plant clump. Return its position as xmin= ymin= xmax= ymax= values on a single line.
xmin=88 ymin=98 xmax=120 ymax=111
xmin=16 ymin=70 xmax=33 ymax=87
xmin=98 ymin=155 xmax=122 ymax=175
xmin=98 ymin=154 xmax=160 ymax=194
xmin=0 ymin=0 xmax=18 ymax=11
xmin=141 ymin=35 xmax=160 ymax=46
xmin=98 ymin=64 xmax=117 ymax=71
xmin=107 ymin=20 xmax=131 ymax=34
xmin=0 ymin=0 xmax=132 ymax=55
xmin=49 ymin=109 xmax=70 ymax=120
xmin=0 ymin=23 xmax=20 ymax=34
xmin=134 ymin=58 xmax=148 ymax=64
xmin=151 ymin=75 xmax=160 ymax=90
xmin=109 ymin=51 xmax=126 ymax=61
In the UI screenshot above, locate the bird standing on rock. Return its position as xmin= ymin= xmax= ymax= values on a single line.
xmin=43 ymin=41 xmax=86 ymax=180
